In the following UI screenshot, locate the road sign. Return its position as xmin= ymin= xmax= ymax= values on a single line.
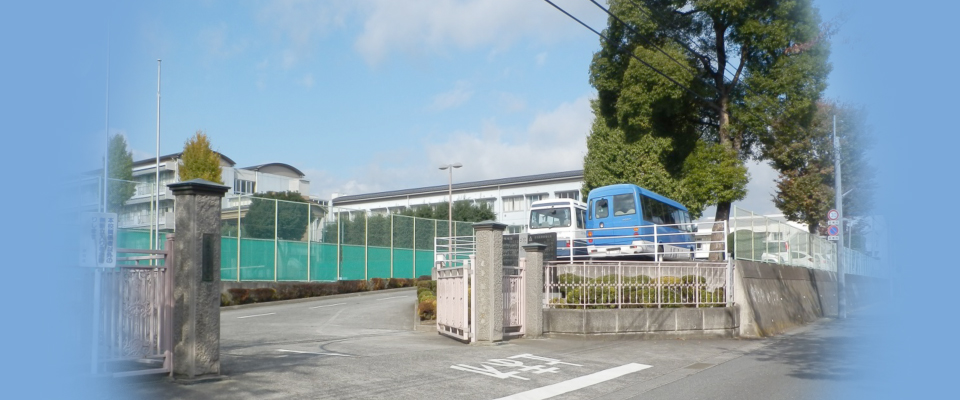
xmin=827 ymin=236 xmax=839 ymax=241
xmin=79 ymin=212 xmax=117 ymax=268
xmin=827 ymin=225 xmax=839 ymax=236
xmin=826 ymin=220 xmax=839 ymax=226
xmin=827 ymin=209 xmax=839 ymax=220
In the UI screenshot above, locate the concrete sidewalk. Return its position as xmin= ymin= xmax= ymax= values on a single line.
xmin=124 ymin=290 xmax=860 ymax=400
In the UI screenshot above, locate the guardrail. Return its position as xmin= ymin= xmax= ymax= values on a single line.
xmin=545 ymin=261 xmax=730 ymax=309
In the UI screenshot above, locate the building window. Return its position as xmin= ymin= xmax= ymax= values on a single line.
xmin=526 ymin=194 xmax=545 ymax=207
xmin=502 ymin=196 xmax=524 ymax=212
xmin=555 ymin=190 xmax=580 ymax=201
xmin=234 ymin=179 xmax=256 ymax=195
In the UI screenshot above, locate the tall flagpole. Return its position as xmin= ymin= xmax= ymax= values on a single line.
xmin=155 ymin=60 xmax=162 ymax=251
xmin=102 ymin=43 xmax=110 ymax=213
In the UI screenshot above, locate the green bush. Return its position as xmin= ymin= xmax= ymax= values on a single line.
xmin=681 ymin=275 xmax=707 ymax=285
xmin=250 ymin=288 xmax=277 ymax=303
xmin=227 ymin=288 xmax=251 ymax=304
xmin=221 ymin=292 xmax=233 ymax=306
xmin=418 ymin=299 xmax=437 ymax=320
xmin=370 ymin=278 xmax=387 ymax=291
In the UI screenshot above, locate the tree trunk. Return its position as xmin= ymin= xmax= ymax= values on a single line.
xmin=709 ymin=201 xmax=731 ymax=261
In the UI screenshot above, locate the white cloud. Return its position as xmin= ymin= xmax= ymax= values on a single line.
xmin=424 ymin=94 xmax=593 ymax=182
xmin=428 ymin=80 xmax=474 ymax=111
xmin=257 ymin=0 xmax=355 ymax=69
xmin=298 ymin=73 xmax=315 ymax=88
xmin=352 ymin=0 xmax=605 ymax=65
xmin=498 ymin=92 xmax=527 ymax=113
xmin=197 ymin=22 xmax=246 ymax=62
xmin=535 ymin=52 xmax=548 ymax=66
xmin=305 ymin=94 xmax=594 ymax=200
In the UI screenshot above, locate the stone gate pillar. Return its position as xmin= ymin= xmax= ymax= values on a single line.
xmin=472 ymin=221 xmax=507 ymax=343
xmin=168 ymin=179 xmax=229 ymax=379
xmin=522 ymin=243 xmax=546 ymax=339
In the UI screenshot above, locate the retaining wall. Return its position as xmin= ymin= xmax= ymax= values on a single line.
xmin=734 ymin=260 xmax=838 ymax=338
xmin=543 ymin=306 xmax=739 ymax=338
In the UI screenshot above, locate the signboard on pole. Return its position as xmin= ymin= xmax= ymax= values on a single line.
xmin=79 ymin=212 xmax=117 ymax=268
xmin=828 ymin=209 xmax=839 ymax=221
xmin=827 ymin=224 xmax=840 ymax=241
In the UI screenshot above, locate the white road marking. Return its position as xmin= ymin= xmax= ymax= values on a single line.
xmin=237 ymin=313 xmax=276 ymax=319
xmin=277 ymin=349 xmax=353 ymax=357
xmin=376 ymin=296 xmax=407 ymax=301
xmin=309 ymin=303 xmax=346 ymax=309
xmin=495 ymin=363 xmax=652 ymax=400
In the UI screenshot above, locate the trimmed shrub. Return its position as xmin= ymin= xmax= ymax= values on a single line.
xmin=227 ymin=288 xmax=251 ymax=304
xmin=221 ymin=292 xmax=233 ymax=306
xmin=681 ymin=275 xmax=707 ymax=285
xmin=370 ymin=278 xmax=387 ymax=291
xmin=418 ymin=299 xmax=437 ymax=320
xmin=250 ymin=288 xmax=277 ymax=303
xmin=417 ymin=275 xmax=432 ymax=281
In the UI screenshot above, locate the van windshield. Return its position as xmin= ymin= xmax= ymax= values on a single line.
xmin=530 ymin=208 xmax=572 ymax=229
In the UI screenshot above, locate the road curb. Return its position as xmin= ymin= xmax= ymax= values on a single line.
xmin=220 ymin=287 xmax=416 ymax=311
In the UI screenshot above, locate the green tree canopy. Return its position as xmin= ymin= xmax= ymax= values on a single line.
xmin=767 ymin=100 xmax=873 ymax=234
xmin=178 ymin=130 xmax=222 ymax=184
xmin=242 ymin=191 xmax=312 ymax=240
xmin=583 ymin=0 xmax=831 ymax=226
xmin=106 ymin=134 xmax=135 ymax=212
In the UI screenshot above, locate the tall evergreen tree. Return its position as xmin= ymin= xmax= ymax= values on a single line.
xmin=106 ymin=134 xmax=135 ymax=213
xmin=178 ymin=130 xmax=223 ymax=184
xmin=583 ymin=0 xmax=831 ymax=258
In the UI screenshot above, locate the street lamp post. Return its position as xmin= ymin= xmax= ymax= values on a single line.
xmin=439 ymin=163 xmax=462 ymax=239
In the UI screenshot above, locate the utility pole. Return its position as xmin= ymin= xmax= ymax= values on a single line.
xmin=834 ymin=115 xmax=845 ymax=319
xmin=155 ymin=59 xmax=162 ymax=252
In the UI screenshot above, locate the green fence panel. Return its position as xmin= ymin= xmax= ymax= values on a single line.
xmin=221 ymin=237 xmax=238 ymax=281
xmin=277 ymin=240 xmax=308 ymax=281
xmin=415 ymin=250 xmax=434 ymax=278
xmin=392 ymin=249 xmax=414 ymax=279
xmin=341 ymin=245 xmax=366 ymax=280
xmin=117 ymin=230 xmax=166 ymax=265
xmin=310 ymin=243 xmax=338 ymax=281
xmin=367 ymin=247 xmax=392 ymax=279
xmin=240 ymin=238 xmax=275 ymax=281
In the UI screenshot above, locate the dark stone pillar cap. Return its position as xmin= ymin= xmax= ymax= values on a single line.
xmin=168 ymin=179 xmax=231 ymax=197
xmin=472 ymin=220 xmax=508 ymax=231
xmin=522 ymin=242 xmax=547 ymax=252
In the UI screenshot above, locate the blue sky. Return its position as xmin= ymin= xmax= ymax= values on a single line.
xmin=96 ymin=0 xmax=857 ymax=216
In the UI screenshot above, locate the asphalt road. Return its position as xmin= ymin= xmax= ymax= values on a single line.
xmin=128 ymin=289 xmax=871 ymax=400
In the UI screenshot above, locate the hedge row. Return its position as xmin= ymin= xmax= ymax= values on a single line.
xmin=221 ymin=276 xmax=431 ymax=306
xmin=552 ymin=274 xmax=724 ymax=309
xmin=416 ymin=280 xmax=437 ymax=320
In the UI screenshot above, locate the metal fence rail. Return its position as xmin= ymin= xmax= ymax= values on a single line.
xmin=578 ymin=220 xmax=727 ymax=262
xmin=545 ymin=261 xmax=730 ymax=309
xmin=434 ymin=235 xmax=477 ymax=269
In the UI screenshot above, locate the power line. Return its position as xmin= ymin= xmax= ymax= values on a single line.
xmin=543 ymin=0 xmax=721 ymax=113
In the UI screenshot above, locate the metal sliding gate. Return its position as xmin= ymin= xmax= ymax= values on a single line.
xmin=93 ymin=235 xmax=176 ymax=377
xmin=436 ymin=255 xmax=526 ymax=342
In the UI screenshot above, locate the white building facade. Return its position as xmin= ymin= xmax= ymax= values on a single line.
xmin=119 ymin=153 xmax=312 ymax=231
xmin=330 ymin=170 xmax=585 ymax=233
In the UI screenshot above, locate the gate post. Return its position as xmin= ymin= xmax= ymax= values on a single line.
xmin=522 ymin=243 xmax=546 ymax=338
xmin=472 ymin=221 xmax=507 ymax=343
xmin=168 ymin=179 xmax=230 ymax=379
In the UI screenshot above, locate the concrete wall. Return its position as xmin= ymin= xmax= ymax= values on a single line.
xmin=734 ymin=260 xmax=838 ymax=338
xmin=543 ymin=307 xmax=739 ymax=338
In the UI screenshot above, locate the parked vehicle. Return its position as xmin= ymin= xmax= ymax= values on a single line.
xmin=761 ymin=250 xmax=815 ymax=268
xmin=528 ymin=199 xmax=587 ymax=259
xmin=584 ymin=184 xmax=695 ymax=261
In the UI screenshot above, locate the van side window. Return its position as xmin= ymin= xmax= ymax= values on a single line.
xmin=576 ymin=208 xmax=585 ymax=229
xmin=595 ymin=199 xmax=609 ymax=219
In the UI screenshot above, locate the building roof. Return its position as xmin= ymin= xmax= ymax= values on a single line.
xmin=132 ymin=151 xmax=237 ymax=167
xmin=240 ymin=163 xmax=306 ymax=178
xmin=332 ymin=170 xmax=584 ymax=205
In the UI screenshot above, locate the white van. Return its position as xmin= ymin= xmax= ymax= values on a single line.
xmin=527 ymin=199 xmax=587 ymax=258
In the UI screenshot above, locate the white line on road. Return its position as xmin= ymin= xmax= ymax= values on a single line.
xmin=237 ymin=313 xmax=276 ymax=319
xmin=277 ymin=349 xmax=353 ymax=357
xmin=376 ymin=296 xmax=408 ymax=301
xmin=495 ymin=363 xmax=652 ymax=400
xmin=309 ymin=303 xmax=346 ymax=309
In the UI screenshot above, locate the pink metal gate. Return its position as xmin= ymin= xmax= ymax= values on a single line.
xmin=436 ymin=256 xmax=472 ymax=341
xmin=94 ymin=235 xmax=175 ymax=377
xmin=502 ymin=260 xmax=525 ymax=337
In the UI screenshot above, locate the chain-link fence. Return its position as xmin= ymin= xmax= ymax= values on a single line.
xmin=730 ymin=206 xmax=883 ymax=277
xmin=217 ymin=195 xmax=476 ymax=281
